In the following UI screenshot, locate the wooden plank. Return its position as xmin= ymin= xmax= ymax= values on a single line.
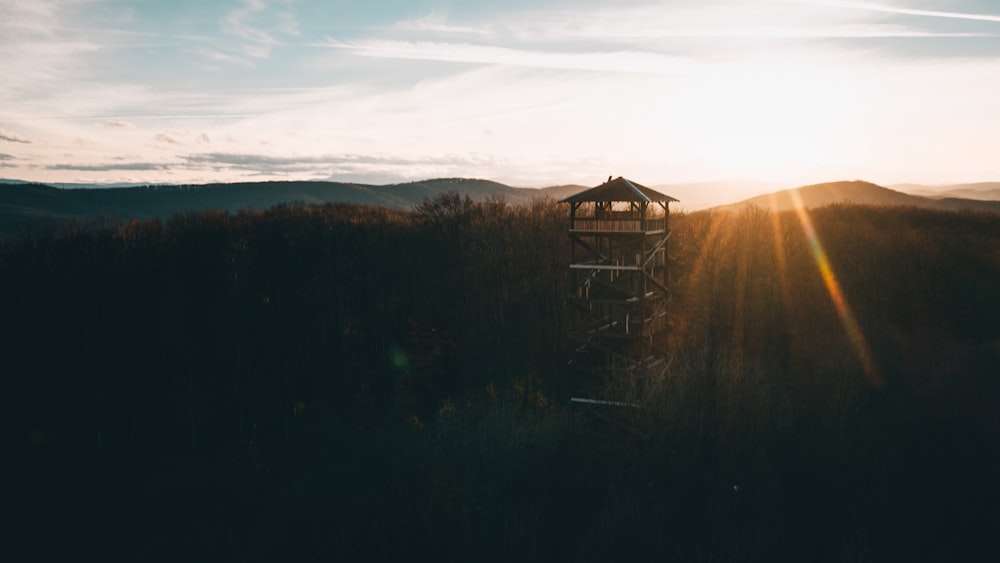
xmin=570 ymin=228 xmax=665 ymax=235
xmin=570 ymin=264 xmax=642 ymax=271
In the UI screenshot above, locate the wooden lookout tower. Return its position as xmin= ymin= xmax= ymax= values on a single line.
xmin=560 ymin=177 xmax=679 ymax=403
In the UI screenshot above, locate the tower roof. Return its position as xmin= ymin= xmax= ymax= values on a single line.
xmin=559 ymin=176 xmax=679 ymax=204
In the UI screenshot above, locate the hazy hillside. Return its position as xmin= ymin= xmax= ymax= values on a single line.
xmin=531 ymin=181 xmax=780 ymax=208
xmin=7 ymin=177 xmax=1000 ymax=235
xmin=652 ymin=180 xmax=782 ymax=211
xmin=536 ymin=184 xmax=589 ymax=201
xmin=894 ymin=182 xmax=1000 ymax=201
xmin=718 ymin=180 xmax=1000 ymax=213
xmin=0 ymin=178 xmax=558 ymax=235
xmin=0 ymin=183 xmax=128 ymax=228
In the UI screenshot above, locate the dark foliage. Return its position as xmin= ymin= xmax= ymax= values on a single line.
xmin=3 ymin=197 xmax=999 ymax=561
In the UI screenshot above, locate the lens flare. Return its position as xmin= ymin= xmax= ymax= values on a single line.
xmin=790 ymin=191 xmax=880 ymax=384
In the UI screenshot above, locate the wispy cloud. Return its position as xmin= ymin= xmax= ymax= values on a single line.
xmin=795 ymin=0 xmax=1000 ymax=23
xmin=157 ymin=151 xmax=511 ymax=183
xmin=0 ymin=128 xmax=31 ymax=143
xmin=318 ymin=39 xmax=698 ymax=74
xmin=182 ymin=151 xmax=494 ymax=170
xmin=6 ymin=1 xmax=1000 ymax=187
xmin=0 ymin=153 xmax=16 ymax=160
xmin=390 ymin=14 xmax=494 ymax=36
xmin=473 ymin=1 xmax=998 ymax=48
xmin=575 ymin=24 xmax=992 ymax=39
xmin=223 ymin=0 xmax=300 ymax=58
xmin=101 ymin=120 xmax=134 ymax=129
xmin=48 ymin=162 xmax=171 ymax=172
xmin=224 ymin=1 xmax=277 ymax=58
xmin=0 ymin=1 xmax=101 ymax=97
xmin=276 ymin=9 xmax=300 ymax=36
xmin=196 ymin=48 xmax=253 ymax=66
xmin=183 ymin=153 xmax=333 ymax=168
xmin=0 ymin=1 xmax=59 ymax=37
xmin=155 ymin=133 xmax=180 ymax=145
xmin=149 ymin=130 xmax=215 ymax=147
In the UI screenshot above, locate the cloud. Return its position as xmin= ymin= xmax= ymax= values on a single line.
xmin=0 ymin=128 xmax=31 ymax=143
xmin=170 ymin=151 xmax=505 ymax=181
xmin=155 ymin=133 xmax=180 ymax=145
xmin=277 ymin=10 xmax=300 ymax=36
xmin=795 ymin=0 xmax=1000 ymax=23
xmin=633 ymin=23 xmax=993 ymax=39
xmin=47 ymin=162 xmax=172 ymax=172
xmin=391 ymin=14 xmax=494 ymax=36
xmin=424 ymin=1 xmax=997 ymax=48
xmin=222 ymin=0 xmax=300 ymax=58
xmin=325 ymin=2 xmax=986 ymax=81
xmin=0 ymin=1 xmax=101 ymax=97
xmin=181 ymin=152 xmax=355 ymax=175
xmin=0 ymin=153 xmax=16 ymax=160
xmin=182 ymin=152 xmax=492 ymax=169
xmin=197 ymin=48 xmax=252 ymax=65
xmin=318 ymin=39 xmax=698 ymax=74
xmin=5 ymin=0 xmax=1000 ymax=188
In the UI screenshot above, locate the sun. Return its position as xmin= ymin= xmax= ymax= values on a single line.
xmin=667 ymin=56 xmax=860 ymax=181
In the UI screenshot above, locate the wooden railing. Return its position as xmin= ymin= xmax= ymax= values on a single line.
xmin=571 ymin=216 xmax=666 ymax=232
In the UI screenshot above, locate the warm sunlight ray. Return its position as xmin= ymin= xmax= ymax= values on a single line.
xmin=673 ymin=212 xmax=729 ymax=345
xmin=684 ymin=212 xmax=730 ymax=304
xmin=789 ymin=190 xmax=880 ymax=384
xmin=767 ymin=194 xmax=794 ymax=318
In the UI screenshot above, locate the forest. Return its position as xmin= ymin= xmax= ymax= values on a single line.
xmin=4 ymin=194 xmax=1000 ymax=562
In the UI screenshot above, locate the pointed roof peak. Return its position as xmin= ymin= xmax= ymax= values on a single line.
xmin=560 ymin=176 xmax=679 ymax=204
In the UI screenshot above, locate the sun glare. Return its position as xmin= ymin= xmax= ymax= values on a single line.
xmin=789 ymin=190 xmax=880 ymax=384
xmin=669 ymin=57 xmax=855 ymax=181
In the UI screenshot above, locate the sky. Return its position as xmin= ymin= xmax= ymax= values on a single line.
xmin=2 ymin=0 xmax=1000 ymax=189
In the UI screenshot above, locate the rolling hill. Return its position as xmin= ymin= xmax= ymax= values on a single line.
xmin=0 ymin=178 xmax=566 ymax=235
xmin=715 ymin=180 xmax=1000 ymax=214
xmin=893 ymin=182 xmax=1000 ymax=201
xmin=4 ymin=177 xmax=1000 ymax=236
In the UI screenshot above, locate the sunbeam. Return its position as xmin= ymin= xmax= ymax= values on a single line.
xmin=767 ymin=194 xmax=793 ymax=308
xmin=674 ymin=211 xmax=732 ymax=347
xmin=789 ymin=190 xmax=880 ymax=384
xmin=767 ymin=195 xmax=796 ymax=355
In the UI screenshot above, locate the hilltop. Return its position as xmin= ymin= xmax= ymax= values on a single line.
xmin=4 ymin=177 xmax=999 ymax=235
xmin=716 ymin=180 xmax=1000 ymax=214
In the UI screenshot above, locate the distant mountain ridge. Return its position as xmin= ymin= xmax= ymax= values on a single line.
xmin=716 ymin=180 xmax=1000 ymax=214
xmin=3 ymin=177 xmax=999 ymax=236
xmin=892 ymin=182 xmax=1000 ymax=201
xmin=0 ymin=178 xmax=573 ymax=235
